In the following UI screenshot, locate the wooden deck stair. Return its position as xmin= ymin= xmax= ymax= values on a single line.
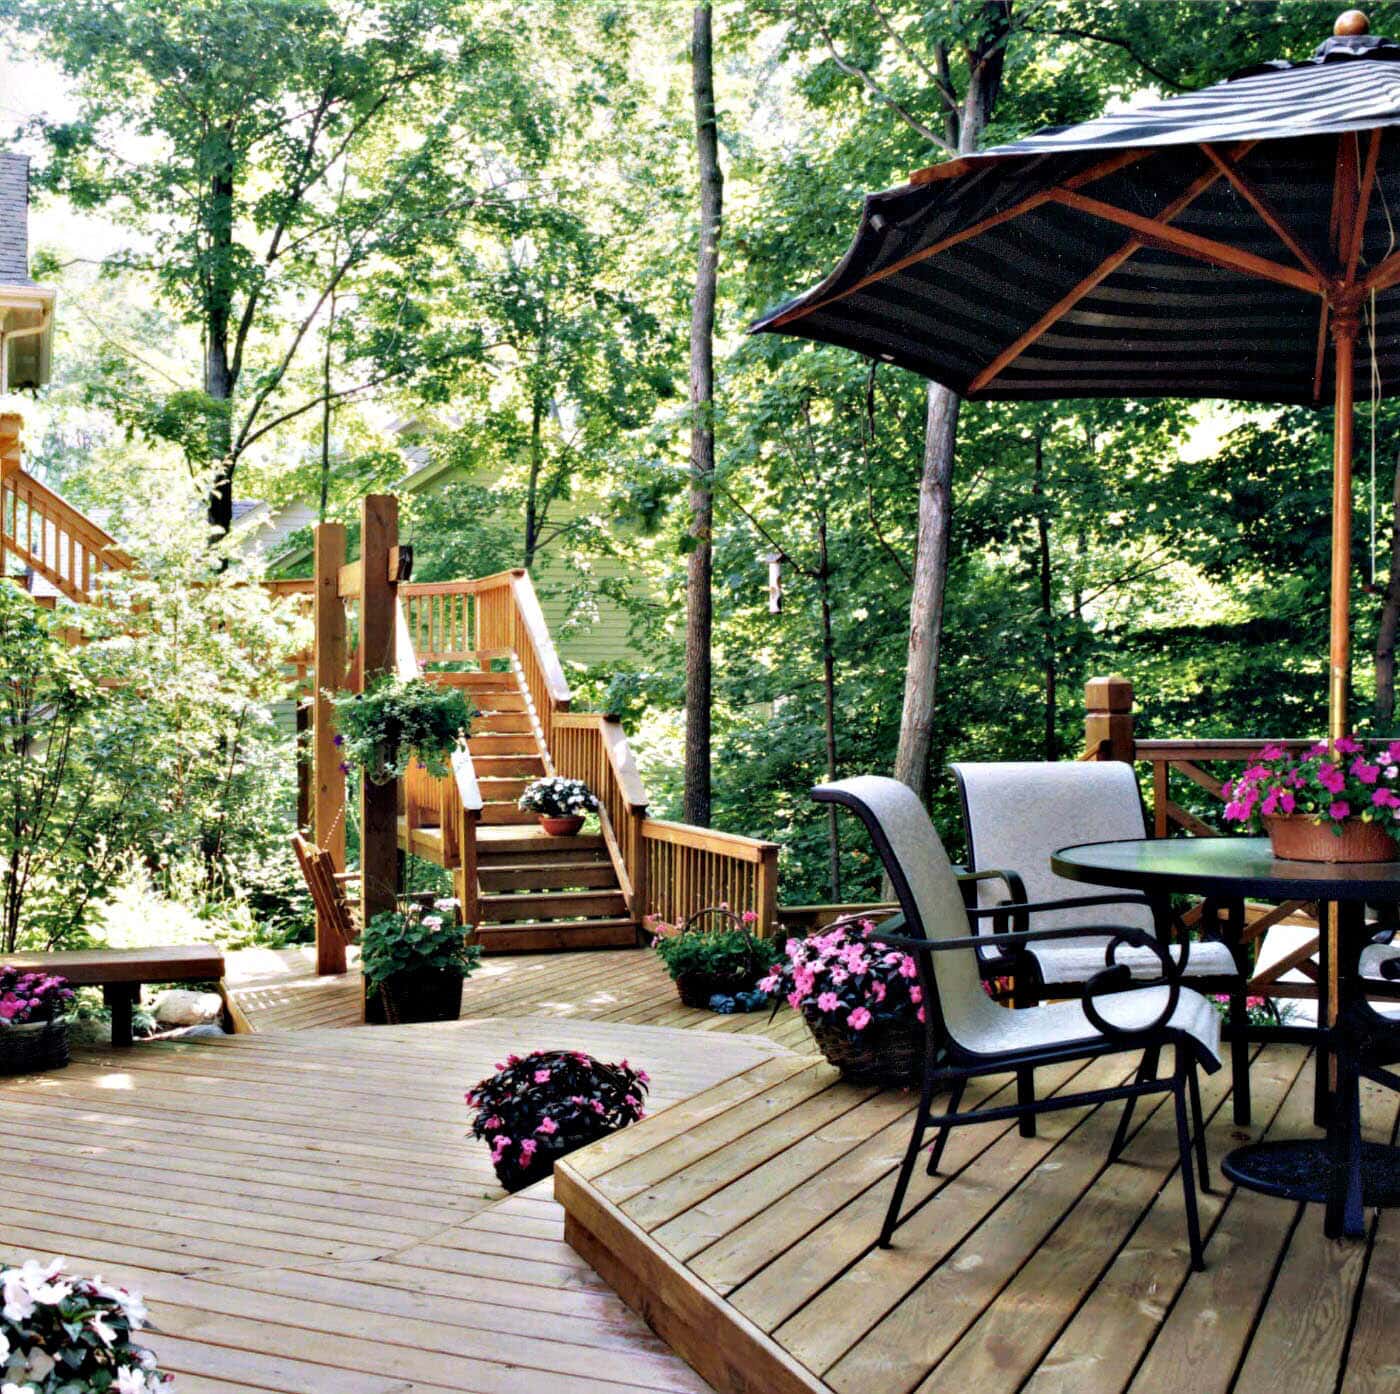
xmin=399 ymin=663 xmax=638 ymax=953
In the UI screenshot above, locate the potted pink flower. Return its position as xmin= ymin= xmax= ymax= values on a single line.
xmin=0 ymin=968 xmax=76 ymax=1075
xmin=1222 ymin=738 xmax=1400 ymax=862
xmin=466 ymin=1049 xmax=649 ymax=1192
xmin=760 ymin=917 xmax=924 ymax=1085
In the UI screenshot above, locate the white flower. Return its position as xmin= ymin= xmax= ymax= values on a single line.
xmin=0 ymin=1331 xmax=8 ymax=1365
xmin=4 ymin=1382 xmax=38 ymax=1394
xmin=115 ymin=1368 xmax=150 ymax=1394
xmin=89 ymin=1313 xmax=118 ymax=1346
xmin=422 ymin=915 xmax=443 ymax=930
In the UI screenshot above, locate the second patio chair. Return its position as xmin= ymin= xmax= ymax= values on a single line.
xmin=814 ymin=775 xmax=1220 ymax=1271
xmin=951 ymin=760 xmax=1249 ymax=1120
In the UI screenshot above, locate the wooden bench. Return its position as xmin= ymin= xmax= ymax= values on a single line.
xmin=0 ymin=945 xmax=226 ymax=1047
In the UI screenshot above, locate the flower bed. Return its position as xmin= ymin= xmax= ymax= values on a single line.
xmin=761 ymin=916 xmax=924 ymax=1085
xmin=1 ymin=1256 xmax=172 ymax=1391
xmin=466 ymin=1049 xmax=649 ymax=1192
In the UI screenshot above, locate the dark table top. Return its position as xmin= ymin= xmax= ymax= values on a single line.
xmin=1052 ymin=836 xmax=1400 ymax=902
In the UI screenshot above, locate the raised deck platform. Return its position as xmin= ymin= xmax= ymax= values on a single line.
xmin=556 ymin=1042 xmax=1400 ymax=1394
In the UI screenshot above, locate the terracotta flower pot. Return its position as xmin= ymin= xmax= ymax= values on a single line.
xmin=539 ymin=815 xmax=585 ymax=836
xmin=1264 ymin=814 xmax=1400 ymax=863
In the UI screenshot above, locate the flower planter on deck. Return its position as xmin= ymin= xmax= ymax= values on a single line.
xmin=1264 ymin=814 xmax=1400 ymax=864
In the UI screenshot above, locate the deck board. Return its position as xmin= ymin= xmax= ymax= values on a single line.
xmin=2 ymin=1017 xmax=788 ymax=1393
xmin=557 ymin=1040 xmax=1399 ymax=1394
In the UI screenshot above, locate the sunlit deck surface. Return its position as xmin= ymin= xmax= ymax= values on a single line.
xmin=228 ymin=943 xmax=815 ymax=1051
xmin=557 ymin=1042 xmax=1400 ymax=1394
xmin=0 ymin=1015 xmax=784 ymax=1392
xmin=4 ymin=951 xmax=1397 ymax=1394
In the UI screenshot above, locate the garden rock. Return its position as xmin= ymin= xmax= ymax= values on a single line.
xmin=153 ymin=989 xmax=223 ymax=1027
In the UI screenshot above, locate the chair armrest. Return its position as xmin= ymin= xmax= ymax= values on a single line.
xmin=953 ymin=867 xmax=1028 ymax=911
xmin=967 ymin=891 xmax=1153 ymax=936
xmin=870 ymin=922 xmax=1159 ymax=956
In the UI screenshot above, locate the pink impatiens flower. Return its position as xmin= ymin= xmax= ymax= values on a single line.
xmin=534 ymin=1069 xmax=552 ymax=1084
xmin=536 ymin=1116 xmax=559 ymax=1135
xmin=816 ymin=991 xmax=840 ymax=1012
xmin=848 ymin=1006 xmax=872 ymax=1031
xmin=519 ymin=1138 xmax=537 ymax=1161
xmin=1329 ymin=800 xmax=1351 ymax=820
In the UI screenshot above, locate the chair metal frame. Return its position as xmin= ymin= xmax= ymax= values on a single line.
xmin=814 ymin=780 xmax=1219 ymax=1271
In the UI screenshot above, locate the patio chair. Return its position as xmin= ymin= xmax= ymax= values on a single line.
xmin=813 ymin=775 xmax=1220 ymax=1271
xmin=950 ymin=761 xmax=1248 ymax=1119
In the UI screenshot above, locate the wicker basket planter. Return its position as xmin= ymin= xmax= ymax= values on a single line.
xmin=1265 ymin=814 xmax=1400 ymax=863
xmin=808 ymin=1015 xmax=923 ymax=1087
xmin=0 ymin=1017 xmax=71 ymax=1076
xmin=378 ymin=968 xmax=464 ymax=1025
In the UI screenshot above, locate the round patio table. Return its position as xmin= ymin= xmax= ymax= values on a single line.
xmin=1050 ymin=836 xmax=1400 ymax=1238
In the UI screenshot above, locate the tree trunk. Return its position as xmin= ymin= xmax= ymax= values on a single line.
xmin=890 ymin=1 xmax=1011 ymax=798
xmin=1033 ymin=432 xmax=1056 ymax=760
xmin=684 ymin=1 xmax=722 ymax=827
xmin=205 ymin=157 xmax=237 ymax=538
xmin=1375 ymin=451 xmax=1400 ymax=724
xmin=817 ymin=507 xmax=841 ymax=900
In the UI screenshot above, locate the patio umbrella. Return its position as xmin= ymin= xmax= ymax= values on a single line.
xmin=751 ymin=11 xmax=1400 ymax=742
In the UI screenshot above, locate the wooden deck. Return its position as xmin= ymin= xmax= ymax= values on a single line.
xmin=228 ymin=943 xmax=817 ymax=1051
xmin=0 ymin=1015 xmax=793 ymax=1392
xmin=556 ymin=1042 xmax=1400 ymax=1394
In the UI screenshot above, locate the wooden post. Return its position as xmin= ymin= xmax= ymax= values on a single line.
xmin=295 ymin=697 xmax=312 ymax=833
xmin=358 ymin=494 xmax=399 ymax=932
xmin=1083 ymin=675 xmax=1134 ymax=762
xmin=0 ymin=412 xmax=21 ymax=583
xmin=755 ymin=843 xmax=779 ymax=938
xmin=312 ymin=523 xmax=348 ymax=975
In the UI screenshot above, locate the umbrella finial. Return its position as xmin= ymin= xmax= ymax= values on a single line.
xmin=1335 ymin=9 xmax=1370 ymax=35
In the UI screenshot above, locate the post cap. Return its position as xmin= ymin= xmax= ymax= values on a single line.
xmin=1084 ymin=675 xmax=1133 ymax=713
xmin=1335 ymin=9 xmax=1370 ymax=35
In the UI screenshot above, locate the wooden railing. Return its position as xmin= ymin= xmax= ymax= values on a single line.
xmin=1 ymin=467 xmax=132 ymax=603
xmin=554 ymin=712 xmax=649 ymax=920
xmin=396 ymin=566 xmax=783 ymax=935
xmin=642 ymin=821 xmax=780 ymax=936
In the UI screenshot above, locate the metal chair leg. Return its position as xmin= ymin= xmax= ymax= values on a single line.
xmin=1174 ymin=1066 xmax=1206 ymax=1271
xmin=1187 ymin=1055 xmax=1212 ymax=1193
xmin=1016 ymin=1066 xmax=1036 ymax=1138
xmin=1229 ymin=988 xmax=1252 ymax=1125
xmin=1110 ymin=1044 xmax=1158 ymax=1162
xmin=926 ymin=1079 xmax=965 ymax=1176
xmin=880 ymin=1071 xmax=938 ymax=1248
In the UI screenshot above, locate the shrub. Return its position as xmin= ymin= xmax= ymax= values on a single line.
xmin=359 ymin=900 xmax=480 ymax=993
xmin=0 ymin=1256 xmax=172 ymax=1391
xmin=466 ymin=1049 xmax=648 ymax=1191
xmin=761 ymin=917 xmax=923 ymax=1039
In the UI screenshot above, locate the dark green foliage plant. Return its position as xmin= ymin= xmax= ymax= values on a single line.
xmin=330 ymin=676 xmax=474 ymax=782
xmin=359 ymin=901 xmax=480 ymax=993
xmin=650 ymin=911 xmax=778 ymax=986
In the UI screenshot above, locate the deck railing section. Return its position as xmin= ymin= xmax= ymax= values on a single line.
xmin=642 ymin=820 xmax=780 ymax=936
xmin=1 ymin=467 xmax=132 ymax=604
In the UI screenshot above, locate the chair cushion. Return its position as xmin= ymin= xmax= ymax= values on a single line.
xmin=1361 ymin=942 xmax=1400 ymax=980
xmin=1025 ymin=937 xmax=1238 ymax=987
xmin=957 ymin=983 xmax=1222 ymax=1069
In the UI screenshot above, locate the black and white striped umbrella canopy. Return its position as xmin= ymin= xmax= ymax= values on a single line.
xmin=752 ymin=30 xmax=1400 ymax=405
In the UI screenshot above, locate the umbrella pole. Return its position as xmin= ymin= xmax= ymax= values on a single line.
xmin=1329 ymin=303 xmax=1359 ymax=745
